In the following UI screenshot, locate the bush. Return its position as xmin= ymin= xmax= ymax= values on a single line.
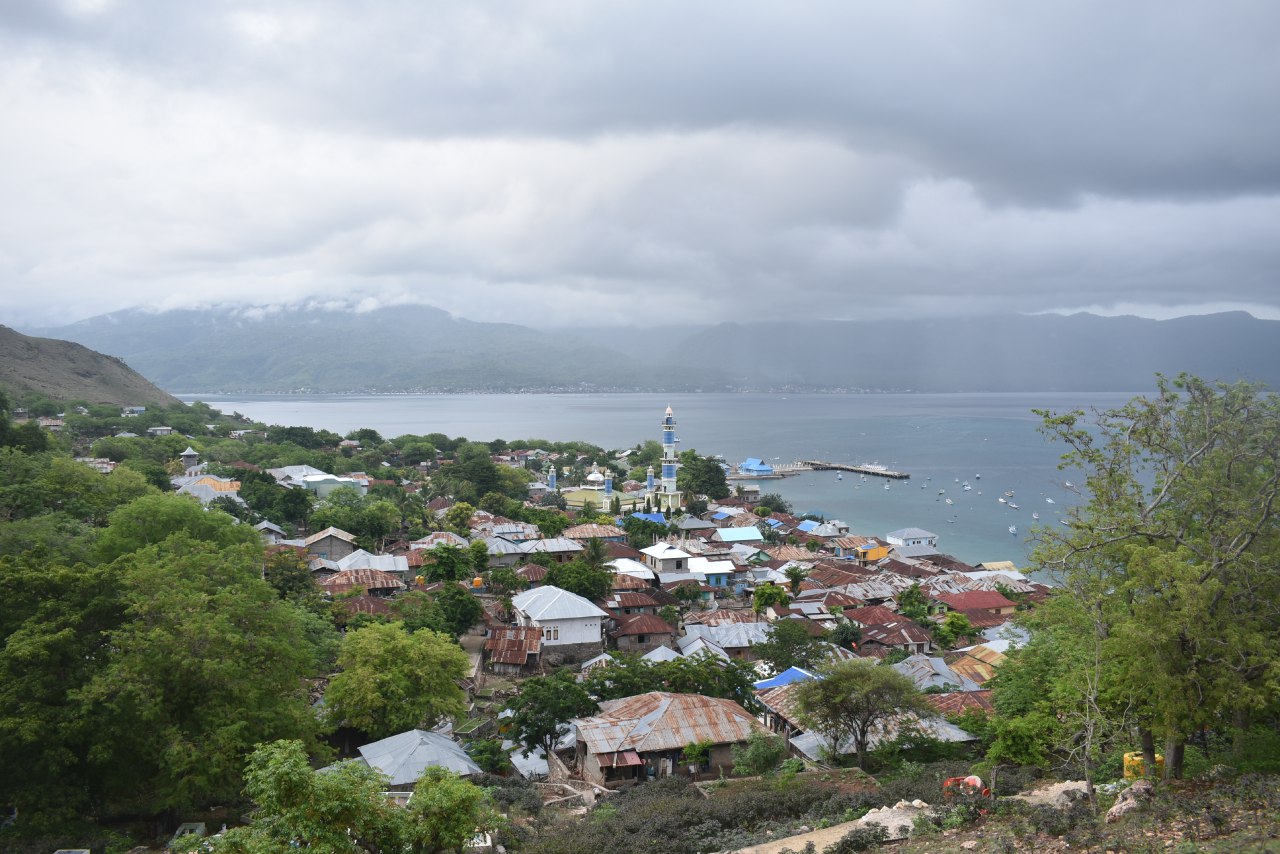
xmin=823 ymin=824 xmax=888 ymax=853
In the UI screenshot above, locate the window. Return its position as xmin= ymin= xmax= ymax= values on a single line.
xmin=636 ymin=635 xmax=647 ymax=644
xmin=552 ymin=627 xmax=560 ymax=641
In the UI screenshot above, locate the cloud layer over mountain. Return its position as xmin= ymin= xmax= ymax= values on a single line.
xmin=2 ymin=1 xmax=1277 ymax=326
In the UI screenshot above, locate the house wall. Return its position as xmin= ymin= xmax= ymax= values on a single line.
xmin=532 ymin=616 xmax=602 ymax=647
xmin=615 ymin=632 xmax=676 ymax=654
xmin=307 ymin=536 xmax=355 ymax=561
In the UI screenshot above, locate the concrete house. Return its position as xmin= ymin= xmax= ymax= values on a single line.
xmin=886 ymin=527 xmax=939 ymax=548
xmin=305 ymin=526 xmax=358 ymax=561
xmin=511 ymin=586 xmax=609 ymax=662
xmin=610 ymin=614 xmax=677 ymax=654
xmin=640 ymin=543 xmax=692 ymax=573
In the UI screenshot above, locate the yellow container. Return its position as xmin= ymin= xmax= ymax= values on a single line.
xmin=1123 ymin=751 xmax=1164 ymax=780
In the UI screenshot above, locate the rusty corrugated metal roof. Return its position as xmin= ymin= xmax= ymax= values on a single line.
xmin=574 ymin=692 xmax=766 ymax=755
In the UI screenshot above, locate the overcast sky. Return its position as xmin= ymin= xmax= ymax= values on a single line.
xmin=2 ymin=0 xmax=1278 ymax=328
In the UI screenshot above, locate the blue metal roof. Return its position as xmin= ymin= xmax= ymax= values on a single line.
xmin=712 ymin=511 xmax=731 ymax=520
xmin=765 ymin=518 xmax=783 ymax=528
xmin=753 ymin=667 xmax=817 ymax=690
xmin=629 ymin=512 xmax=667 ymax=525
xmin=796 ymin=520 xmax=820 ymax=533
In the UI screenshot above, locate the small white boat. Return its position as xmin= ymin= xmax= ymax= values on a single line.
xmin=1008 ymin=502 xmax=1020 ymax=510
xmin=837 ymin=473 xmax=842 ymax=480
xmin=975 ymin=473 xmax=981 ymax=479
xmin=1065 ymin=480 xmax=1074 ymax=488
xmin=1009 ymin=525 xmax=1017 ymax=535
xmin=955 ymin=478 xmax=960 ymax=483
xmin=1004 ymin=490 xmax=1015 ymax=498
xmin=884 ymin=483 xmax=890 ymax=490
xmin=998 ymin=497 xmax=1006 ymax=504
xmin=938 ymin=489 xmax=946 ymax=495
xmin=1045 ymin=497 xmax=1055 ymax=504
xmin=945 ymin=498 xmax=954 ymax=505
xmin=1032 ymin=512 xmax=1040 ymax=520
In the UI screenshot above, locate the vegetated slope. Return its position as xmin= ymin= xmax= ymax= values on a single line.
xmin=31 ymin=305 xmax=725 ymax=394
xmin=29 ymin=307 xmax=1280 ymax=393
xmin=0 ymin=324 xmax=182 ymax=406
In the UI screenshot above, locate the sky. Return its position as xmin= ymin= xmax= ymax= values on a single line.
xmin=1 ymin=0 xmax=1278 ymax=328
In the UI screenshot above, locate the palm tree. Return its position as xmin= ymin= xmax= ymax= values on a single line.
xmin=581 ymin=537 xmax=610 ymax=573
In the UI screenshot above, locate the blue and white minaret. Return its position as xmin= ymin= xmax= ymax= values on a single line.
xmin=656 ymin=404 xmax=684 ymax=512
xmin=603 ymin=469 xmax=613 ymax=502
xmin=548 ymin=464 xmax=557 ymax=491
xmin=645 ymin=465 xmax=655 ymax=495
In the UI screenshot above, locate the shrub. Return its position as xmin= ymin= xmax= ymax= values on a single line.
xmin=823 ymin=824 xmax=888 ymax=853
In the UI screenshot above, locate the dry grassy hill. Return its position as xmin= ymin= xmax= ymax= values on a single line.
xmin=0 ymin=324 xmax=181 ymax=406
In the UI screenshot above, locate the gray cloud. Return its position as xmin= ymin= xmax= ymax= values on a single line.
xmin=0 ymin=0 xmax=1277 ymax=327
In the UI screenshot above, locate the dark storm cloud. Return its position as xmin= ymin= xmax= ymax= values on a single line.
xmin=0 ymin=1 xmax=1277 ymax=326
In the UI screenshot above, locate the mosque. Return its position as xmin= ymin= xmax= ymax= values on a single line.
xmin=550 ymin=404 xmax=684 ymax=515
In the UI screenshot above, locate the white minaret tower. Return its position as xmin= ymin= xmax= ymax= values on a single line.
xmin=548 ymin=464 xmax=558 ymax=491
xmin=657 ymin=404 xmax=683 ymax=512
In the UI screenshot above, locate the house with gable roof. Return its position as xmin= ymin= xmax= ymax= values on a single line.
xmin=511 ymin=586 xmax=609 ymax=663
xmin=305 ymin=526 xmax=358 ymax=561
xmin=572 ymin=692 xmax=769 ymax=785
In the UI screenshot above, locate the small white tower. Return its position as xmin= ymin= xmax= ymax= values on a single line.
xmin=548 ymin=465 xmax=558 ymax=491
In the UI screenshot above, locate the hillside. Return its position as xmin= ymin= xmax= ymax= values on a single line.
xmin=0 ymin=324 xmax=182 ymax=406
xmin=25 ymin=307 xmax=1280 ymax=394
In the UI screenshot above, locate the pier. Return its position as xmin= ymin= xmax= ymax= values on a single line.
xmin=801 ymin=460 xmax=910 ymax=479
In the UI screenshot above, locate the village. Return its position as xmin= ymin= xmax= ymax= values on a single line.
xmin=177 ymin=405 xmax=1044 ymax=815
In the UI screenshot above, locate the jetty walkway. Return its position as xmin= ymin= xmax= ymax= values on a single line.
xmin=801 ymin=460 xmax=910 ymax=479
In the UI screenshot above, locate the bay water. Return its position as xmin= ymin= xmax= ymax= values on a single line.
xmin=181 ymin=392 xmax=1139 ymax=566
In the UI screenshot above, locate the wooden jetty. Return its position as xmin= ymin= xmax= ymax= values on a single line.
xmin=802 ymin=460 xmax=910 ymax=479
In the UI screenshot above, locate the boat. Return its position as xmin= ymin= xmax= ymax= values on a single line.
xmin=1045 ymin=497 xmax=1055 ymax=504
xmin=1032 ymin=512 xmax=1040 ymax=520
xmin=1004 ymin=490 xmax=1014 ymax=498
xmin=1008 ymin=502 xmax=1020 ymax=510
xmin=998 ymin=497 xmax=1006 ymax=503
xmin=955 ymin=478 xmax=960 ymax=483
xmin=884 ymin=483 xmax=890 ymax=490
xmin=938 ymin=489 xmax=945 ymax=495
xmin=1065 ymin=480 xmax=1074 ymax=488
xmin=837 ymin=473 xmax=842 ymax=481
xmin=975 ymin=473 xmax=981 ymax=479
xmin=1009 ymin=525 xmax=1017 ymax=535
xmin=945 ymin=498 xmax=954 ymax=505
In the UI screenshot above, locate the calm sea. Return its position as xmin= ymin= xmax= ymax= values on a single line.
xmin=180 ymin=392 xmax=1139 ymax=567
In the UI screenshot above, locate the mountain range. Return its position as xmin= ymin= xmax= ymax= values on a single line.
xmin=22 ymin=306 xmax=1280 ymax=394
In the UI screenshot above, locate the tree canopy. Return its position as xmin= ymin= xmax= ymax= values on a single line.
xmin=794 ymin=660 xmax=930 ymax=769
xmin=324 ymin=622 xmax=470 ymax=739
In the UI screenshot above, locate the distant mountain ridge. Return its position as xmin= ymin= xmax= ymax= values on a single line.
xmin=0 ymin=325 xmax=182 ymax=406
xmin=25 ymin=307 xmax=1280 ymax=394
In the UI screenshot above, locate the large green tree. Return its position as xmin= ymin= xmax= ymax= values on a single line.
xmin=505 ymin=671 xmax=598 ymax=759
xmin=1032 ymin=375 xmax=1280 ymax=779
xmin=324 ymin=622 xmax=469 ymax=738
xmin=794 ymin=660 xmax=931 ymax=769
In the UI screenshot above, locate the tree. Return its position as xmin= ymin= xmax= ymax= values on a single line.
xmin=784 ymin=564 xmax=808 ymax=595
xmin=1032 ymin=375 xmax=1280 ymax=779
xmin=545 ymin=559 xmax=612 ymax=601
xmin=622 ymin=514 xmax=667 ymax=549
xmin=216 ymin=739 xmax=406 ymax=852
xmin=732 ymin=730 xmax=789 ymax=777
xmin=896 ymin=583 xmax=928 ymax=621
xmin=79 ymin=538 xmax=325 ymax=814
xmin=324 ymin=622 xmax=469 ymax=738
xmin=506 ymin=671 xmax=598 ymax=759
xmin=95 ymin=493 xmax=260 ymax=563
xmin=752 ymin=582 xmax=789 ymax=614
xmin=756 ymin=493 xmax=792 ymax=515
xmin=469 ymin=538 xmax=492 ymax=574
xmin=677 ymin=454 xmax=730 ymax=500
xmin=794 ymin=660 xmax=931 ymax=768
xmin=932 ymin=611 xmax=975 ymax=650
xmin=214 ymin=740 xmax=501 ymax=854
xmin=488 ymin=565 xmax=525 ymax=597
xmin=403 ymin=767 xmax=503 ymax=853
xmin=443 ymin=501 xmax=476 ymax=535
xmin=425 ymin=544 xmax=473 ymax=583
xmin=825 ymin=620 xmax=862 ymax=651
xmin=755 ymin=619 xmax=826 ymax=675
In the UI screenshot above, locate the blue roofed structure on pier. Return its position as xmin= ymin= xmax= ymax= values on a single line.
xmin=739 ymin=458 xmax=774 ymax=476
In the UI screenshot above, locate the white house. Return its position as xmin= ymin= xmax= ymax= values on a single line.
xmin=885 ymin=527 xmax=939 ymax=548
xmin=511 ymin=585 xmax=609 ymax=662
xmin=640 ymin=542 xmax=692 ymax=573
